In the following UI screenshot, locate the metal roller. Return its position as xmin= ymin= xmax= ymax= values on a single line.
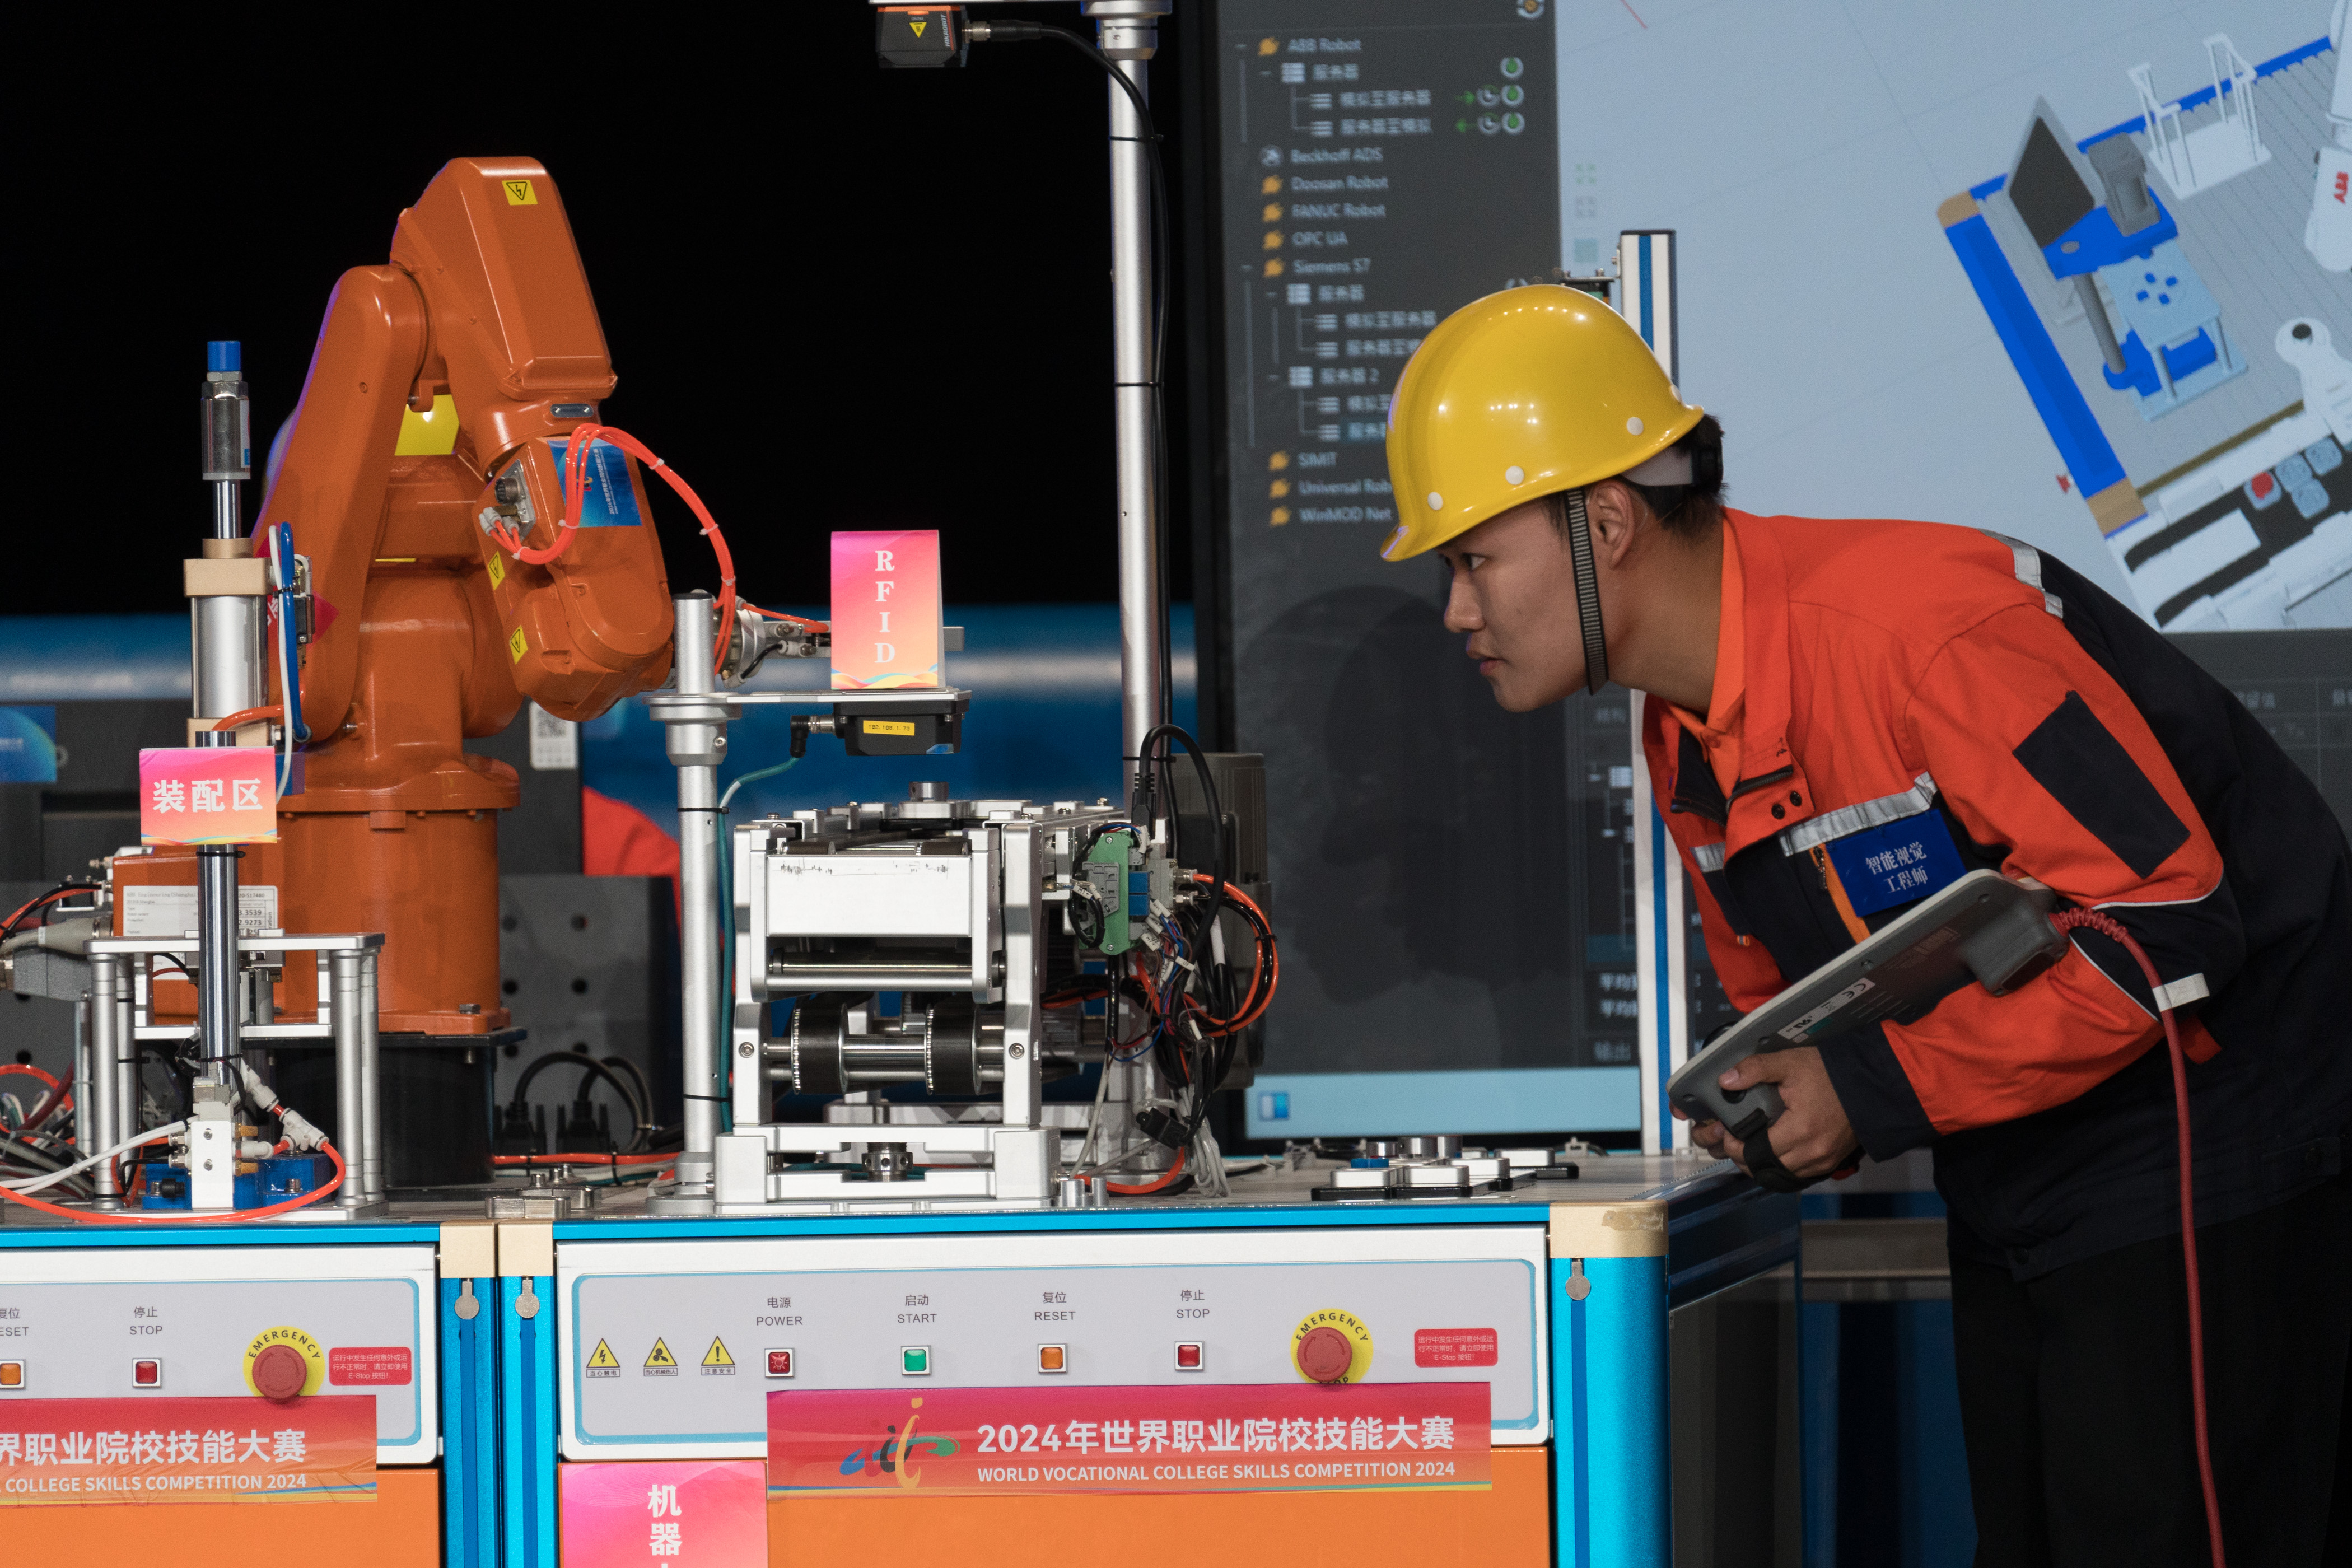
xmin=769 ymin=998 xmax=1014 ymax=1094
xmin=767 ymin=953 xmax=977 ymax=992
xmin=925 ymin=995 xmax=983 ymax=1096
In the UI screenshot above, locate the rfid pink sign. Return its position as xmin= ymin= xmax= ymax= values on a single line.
xmin=138 ymin=748 xmax=278 ymax=846
xmin=829 ymin=530 xmax=942 ymax=690
xmin=558 ymin=1459 xmax=766 ymax=1566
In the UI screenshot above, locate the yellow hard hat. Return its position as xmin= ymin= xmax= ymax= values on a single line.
xmin=1380 ymin=285 xmax=1703 ymax=561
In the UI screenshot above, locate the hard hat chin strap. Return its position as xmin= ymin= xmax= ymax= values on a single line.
xmin=1563 ymin=487 xmax=1610 ymax=694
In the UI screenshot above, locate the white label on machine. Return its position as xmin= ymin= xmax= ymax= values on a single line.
xmin=768 ymin=855 xmax=974 ymax=937
xmin=122 ymin=883 xmax=279 ymax=938
xmin=1777 ymin=977 xmax=1874 ymax=1042
xmin=529 ymin=702 xmax=580 ymax=770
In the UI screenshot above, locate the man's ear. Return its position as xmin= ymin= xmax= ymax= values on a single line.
xmin=1585 ymin=480 xmax=1645 ymax=570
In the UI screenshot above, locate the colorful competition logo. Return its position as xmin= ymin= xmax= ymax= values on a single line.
xmin=0 ymin=707 xmax=58 ymax=784
xmin=836 ymin=1397 xmax=962 ymax=1490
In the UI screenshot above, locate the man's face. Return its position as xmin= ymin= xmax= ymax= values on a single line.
xmin=1435 ymin=500 xmax=1590 ymax=711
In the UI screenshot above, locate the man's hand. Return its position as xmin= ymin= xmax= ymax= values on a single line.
xmin=1676 ymin=1046 xmax=1861 ymax=1183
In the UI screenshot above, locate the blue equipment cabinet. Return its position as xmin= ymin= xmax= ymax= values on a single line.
xmin=0 ymin=1219 xmax=500 ymax=1568
xmin=502 ymin=1156 xmax=1799 ymax=1567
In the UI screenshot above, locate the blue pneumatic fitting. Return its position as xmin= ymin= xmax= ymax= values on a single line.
xmin=207 ymin=340 xmax=241 ymax=373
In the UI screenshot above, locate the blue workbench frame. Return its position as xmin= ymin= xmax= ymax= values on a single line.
xmin=0 ymin=1221 xmax=497 ymax=1568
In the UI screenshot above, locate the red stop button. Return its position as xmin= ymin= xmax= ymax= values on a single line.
xmin=251 ymin=1343 xmax=309 ymax=1402
xmin=1295 ymin=1326 xmax=1355 ymax=1383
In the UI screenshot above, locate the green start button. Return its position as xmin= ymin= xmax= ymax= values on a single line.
xmin=900 ymin=1346 xmax=931 ymax=1376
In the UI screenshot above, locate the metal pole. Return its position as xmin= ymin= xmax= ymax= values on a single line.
xmin=72 ymin=993 xmax=92 ymax=1161
xmin=360 ymin=950 xmax=384 ymax=1202
xmin=86 ymin=955 xmax=122 ymax=1208
xmin=194 ymin=340 xmax=258 ymax=1080
xmin=331 ymin=950 xmax=366 ymax=1209
xmin=194 ymin=843 xmax=241 ymax=1068
xmin=114 ymin=977 xmax=138 ymax=1174
xmin=2072 ymin=276 xmax=2129 ymax=375
xmin=1089 ymin=1 xmax=1169 ymax=819
xmin=669 ymin=592 xmax=725 ymax=1196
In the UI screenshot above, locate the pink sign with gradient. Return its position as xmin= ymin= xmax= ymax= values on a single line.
xmin=558 ymin=1459 xmax=766 ymax=1566
xmin=0 ymin=1394 xmax=375 ymax=1506
xmin=139 ymin=748 xmax=278 ymax=846
xmin=829 ymin=530 xmax=942 ymax=690
xmin=767 ymin=1382 xmax=1489 ymax=1497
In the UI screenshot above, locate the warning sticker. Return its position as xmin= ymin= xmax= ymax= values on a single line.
xmin=585 ymin=1340 xmax=622 ymax=1379
xmin=508 ymin=626 xmax=529 ymax=663
xmin=503 ymin=179 xmax=538 ymax=206
xmin=487 ymin=552 xmax=506 ymax=589
xmin=645 ymin=1339 xmax=679 ymax=1378
xmin=122 ymin=884 xmax=278 ymax=939
xmin=701 ymin=1337 xmax=736 ymax=1376
xmin=1413 ymin=1328 xmax=1499 ymax=1368
xmin=328 ymin=1346 xmax=413 ymax=1387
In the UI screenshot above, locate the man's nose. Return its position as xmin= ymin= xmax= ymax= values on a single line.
xmin=1442 ymin=573 xmax=1482 ymax=632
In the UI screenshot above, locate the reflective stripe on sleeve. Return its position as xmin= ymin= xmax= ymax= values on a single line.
xmin=1777 ymin=773 xmax=1939 ymax=857
xmin=1977 ymin=529 xmax=2065 ymax=618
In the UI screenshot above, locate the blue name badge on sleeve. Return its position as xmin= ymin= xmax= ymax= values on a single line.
xmin=545 ymin=438 xmax=643 ymax=527
xmin=1823 ymin=810 xmax=1967 ymax=916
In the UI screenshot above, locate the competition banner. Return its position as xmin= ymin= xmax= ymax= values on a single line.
xmin=768 ymin=1382 xmax=1488 ymax=1497
xmin=0 ymin=1395 xmax=375 ymax=1505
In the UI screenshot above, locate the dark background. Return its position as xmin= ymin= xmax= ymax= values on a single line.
xmin=20 ymin=4 xmax=1225 ymax=638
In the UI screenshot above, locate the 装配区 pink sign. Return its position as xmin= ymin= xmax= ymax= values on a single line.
xmin=139 ymin=748 xmax=277 ymax=846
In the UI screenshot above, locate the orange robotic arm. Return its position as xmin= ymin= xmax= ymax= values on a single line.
xmin=263 ymin=156 xmax=675 ymax=733
xmin=134 ymin=156 xmax=683 ymax=1039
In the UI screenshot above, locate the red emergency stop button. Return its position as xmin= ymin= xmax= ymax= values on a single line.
xmin=251 ymin=1343 xmax=309 ymax=1403
xmin=132 ymin=1360 xmax=163 ymax=1388
xmin=1174 ymin=1342 xmax=1203 ymax=1371
xmin=1296 ymin=1326 xmax=1355 ymax=1383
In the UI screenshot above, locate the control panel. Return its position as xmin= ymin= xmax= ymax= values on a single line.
xmin=0 ymin=1245 xmax=438 ymax=1464
xmin=558 ymin=1226 xmax=1548 ymax=1459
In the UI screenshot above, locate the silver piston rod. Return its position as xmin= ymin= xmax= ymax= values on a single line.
xmin=194 ymin=342 xmax=259 ymax=1073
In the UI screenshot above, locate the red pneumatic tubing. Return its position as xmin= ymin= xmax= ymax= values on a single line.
xmin=0 ymin=1140 xmax=345 ymax=1224
xmin=209 ymin=704 xmax=282 ymax=732
xmin=1104 ymin=1147 xmax=1188 ymax=1197
xmin=2050 ymin=907 xmax=2225 ymax=1568
xmin=486 ymin=422 xmax=739 ymax=676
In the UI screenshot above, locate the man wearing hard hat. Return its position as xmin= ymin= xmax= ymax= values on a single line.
xmin=1383 ymin=286 xmax=2352 ymax=1562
